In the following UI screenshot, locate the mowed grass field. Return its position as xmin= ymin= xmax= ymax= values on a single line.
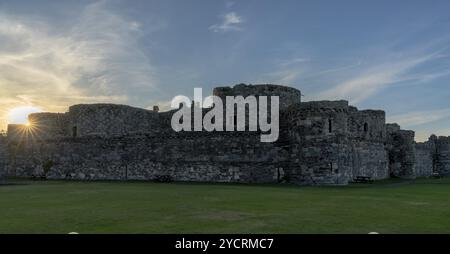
xmin=1 ymin=177 xmax=450 ymax=234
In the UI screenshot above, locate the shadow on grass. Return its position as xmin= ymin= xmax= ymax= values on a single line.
xmin=0 ymin=182 xmax=30 ymax=187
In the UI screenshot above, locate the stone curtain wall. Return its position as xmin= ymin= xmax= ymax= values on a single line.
xmin=29 ymin=113 xmax=69 ymax=139
xmin=8 ymin=132 xmax=287 ymax=183
xmin=351 ymin=142 xmax=389 ymax=180
xmin=68 ymin=104 xmax=164 ymax=137
xmin=6 ymin=124 xmax=29 ymax=143
xmin=414 ymin=142 xmax=434 ymax=177
xmin=412 ymin=136 xmax=450 ymax=177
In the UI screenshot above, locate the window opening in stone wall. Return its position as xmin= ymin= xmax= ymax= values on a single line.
xmin=72 ymin=126 xmax=77 ymax=137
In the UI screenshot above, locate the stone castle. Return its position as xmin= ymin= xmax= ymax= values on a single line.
xmin=0 ymin=84 xmax=448 ymax=185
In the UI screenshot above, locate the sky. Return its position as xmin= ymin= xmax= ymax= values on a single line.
xmin=0 ymin=0 xmax=450 ymax=141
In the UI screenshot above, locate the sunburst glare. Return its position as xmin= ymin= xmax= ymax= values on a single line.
xmin=7 ymin=106 xmax=42 ymax=125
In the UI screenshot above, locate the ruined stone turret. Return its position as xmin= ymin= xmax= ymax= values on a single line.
xmin=213 ymin=83 xmax=302 ymax=110
xmin=386 ymin=124 xmax=416 ymax=179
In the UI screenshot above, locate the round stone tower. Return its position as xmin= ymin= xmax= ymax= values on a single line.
xmin=284 ymin=100 xmax=353 ymax=185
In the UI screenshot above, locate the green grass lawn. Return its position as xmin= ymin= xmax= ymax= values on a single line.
xmin=1 ymin=177 xmax=450 ymax=234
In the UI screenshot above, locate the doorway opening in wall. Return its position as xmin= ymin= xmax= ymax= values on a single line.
xmin=276 ymin=167 xmax=285 ymax=183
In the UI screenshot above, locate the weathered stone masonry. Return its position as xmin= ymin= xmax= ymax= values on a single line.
xmin=0 ymin=84 xmax=446 ymax=185
xmin=0 ymin=135 xmax=6 ymax=182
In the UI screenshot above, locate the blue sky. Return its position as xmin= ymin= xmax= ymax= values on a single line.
xmin=0 ymin=0 xmax=450 ymax=141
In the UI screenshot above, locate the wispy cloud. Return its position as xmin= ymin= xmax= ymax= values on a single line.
xmin=0 ymin=0 xmax=159 ymax=128
xmin=406 ymin=69 xmax=450 ymax=83
xmin=263 ymin=69 xmax=305 ymax=85
xmin=387 ymin=107 xmax=450 ymax=142
xmin=209 ymin=12 xmax=244 ymax=32
xmin=388 ymin=108 xmax=450 ymax=127
xmin=315 ymin=46 xmax=450 ymax=104
xmin=278 ymin=57 xmax=310 ymax=67
xmin=316 ymin=52 xmax=444 ymax=104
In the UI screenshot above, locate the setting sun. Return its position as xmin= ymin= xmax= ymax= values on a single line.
xmin=7 ymin=106 xmax=42 ymax=125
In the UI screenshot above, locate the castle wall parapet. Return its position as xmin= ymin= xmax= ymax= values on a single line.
xmin=213 ymin=84 xmax=301 ymax=110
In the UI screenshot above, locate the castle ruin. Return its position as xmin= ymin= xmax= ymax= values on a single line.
xmin=0 ymin=84 xmax=447 ymax=185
